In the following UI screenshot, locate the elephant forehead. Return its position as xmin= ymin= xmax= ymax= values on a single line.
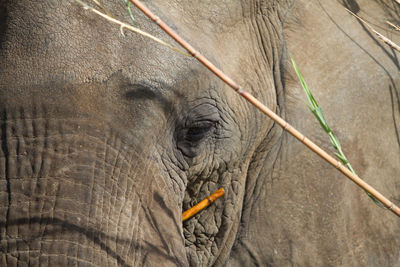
xmin=153 ymin=0 xmax=244 ymax=32
xmin=0 ymin=1 xmax=220 ymax=87
xmin=0 ymin=1 xmax=267 ymax=126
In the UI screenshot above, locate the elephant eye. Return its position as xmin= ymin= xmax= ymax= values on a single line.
xmin=185 ymin=123 xmax=214 ymax=142
xmin=176 ymin=120 xmax=216 ymax=158
xmin=175 ymin=103 xmax=220 ymax=158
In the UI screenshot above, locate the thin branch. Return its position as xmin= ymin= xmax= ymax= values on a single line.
xmin=74 ymin=0 xmax=190 ymax=57
xmin=345 ymin=8 xmax=400 ymax=53
xmin=182 ymin=188 xmax=225 ymax=221
xmin=387 ymin=21 xmax=400 ymax=32
xmin=129 ymin=0 xmax=400 ymax=217
xmin=91 ymin=0 xmax=113 ymax=17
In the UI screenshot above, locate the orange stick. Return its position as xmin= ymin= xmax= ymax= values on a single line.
xmin=129 ymin=0 xmax=400 ymax=217
xmin=182 ymin=188 xmax=225 ymax=222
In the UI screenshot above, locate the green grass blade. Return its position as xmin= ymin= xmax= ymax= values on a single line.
xmin=290 ymin=57 xmax=318 ymax=109
xmin=124 ymin=0 xmax=138 ymax=26
xmin=290 ymin=56 xmax=382 ymax=206
xmin=312 ymin=107 xmax=331 ymax=133
xmin=334 ymin=152 xmax=348 ymax=165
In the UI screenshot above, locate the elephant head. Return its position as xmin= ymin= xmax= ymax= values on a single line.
xmin=0 ymin=0 xmax=399 ymax=266
xmin=0 ymin=0 xmax=289 ymax=265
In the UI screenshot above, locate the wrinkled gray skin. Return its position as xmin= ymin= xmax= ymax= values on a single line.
xmin=0 ymin=0 xmax=399 ymax=266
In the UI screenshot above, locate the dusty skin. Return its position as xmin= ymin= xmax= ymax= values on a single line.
xmin=0 ymin=0 xmax=399 ymax=266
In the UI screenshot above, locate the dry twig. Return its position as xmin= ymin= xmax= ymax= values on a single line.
xmin=387 ymin=21 xmax=400 ymax=32
xmin=74 ymin=0 xmax=190 ymax=56
xmin=182 ymin=188 xmax=225 ymax=222
xmin=345 ymin=8 xmax=400 ymax=52
xmin=91 ymin=0 xmax=113 ymax=17
xmin=128 ymin=0 xmax=400 ymax=217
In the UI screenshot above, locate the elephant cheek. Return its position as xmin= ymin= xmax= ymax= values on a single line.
xmin=0 ymin=115 xmax=188 ymax=266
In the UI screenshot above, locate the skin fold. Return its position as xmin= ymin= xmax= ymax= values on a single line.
xmin=0 ymin=0 xmax=399 ymax=266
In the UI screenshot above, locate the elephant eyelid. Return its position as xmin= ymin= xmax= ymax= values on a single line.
xmin=184 ymin=121 xmax=216 ymax=142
